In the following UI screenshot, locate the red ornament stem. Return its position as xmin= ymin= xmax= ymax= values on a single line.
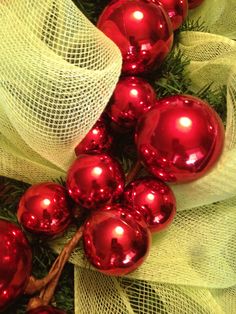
xmin=126 ymin=160 xmax=142 ymax=185
xmin=26 ymin=226 xmax=84 ymax=311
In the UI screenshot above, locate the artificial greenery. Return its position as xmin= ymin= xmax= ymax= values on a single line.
xmin=0 ymin=1 xmax=227 ymax=313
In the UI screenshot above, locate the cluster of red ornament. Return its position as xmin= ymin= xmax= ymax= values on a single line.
xmin=15 ymin=91 xmax=224 ymax=283
xmin=98 ymin=0 xmax=204 ymax=75
xmin=0 ymin=0 xmax=218 ymax=313
xmin=66 ymin=150 xmax=177 ymax=276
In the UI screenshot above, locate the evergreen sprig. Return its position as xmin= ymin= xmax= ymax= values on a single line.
xmin=152 ymin=49 xmax=192 ymax=97
xmin=180 ymin=16 xmax=209 ymax=33
xmin=0 ymin=2 xmax=227 ymax=314
xmin=72 ymin=0 xmax=109 ymax=24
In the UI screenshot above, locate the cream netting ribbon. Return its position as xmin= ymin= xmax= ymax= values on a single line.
xmin=1 ymin=0 xmax=236 ymax=313
xmin=0 ymin=0 xmax=122 ymax=183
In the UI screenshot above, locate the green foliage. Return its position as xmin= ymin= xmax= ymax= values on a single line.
xmin=0 ymin=2 xmax=227 ymax=314
xmin=180 ymin=16 xmax=209 ymax=33
xmin=152 ymin=49 xmax=192 ymax=97
xmin=72 ymin=0 xmax=109 ymax=24
xmin=196 ymin=84 xmax=227 ymax=124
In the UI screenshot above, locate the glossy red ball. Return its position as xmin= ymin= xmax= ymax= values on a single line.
xmin=188 ymin=0 xmax=204 ymax=9
xmin=27 ymin=305 xmax=66 ymax=314
xmin=135 ymin=95 xmax=225 ymax=183
xmin=66 ymin=153 xmax=125 ymax=209
xmin=17 ymin=183 xmax=72 ymax=237
xmin=83 ymin=205 xmax=151 ymax=275
xmin=0 ymin=219 xmax=32 ymax=311
xmin=97 ymin=0 xmax=173 ymax=75
xmin=107 ymin=76 xmax=156 ymax=129
xmin=148 ymin=0 xmax=188 ymax=30
xmin=75 ymin=118 xmax=113 ymax=156
xmin=123 ymin=177 xmax=176 ymax=233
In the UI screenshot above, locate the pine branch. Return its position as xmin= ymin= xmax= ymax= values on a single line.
xmin=0 ymin=177 xmax=29 ymax=212
xmin=152 ymin=49 xmax=192 ymax=97
xmin=180 ymin=17 xmax=209 ymax=33
xmin=196 ymin=84 xmax=227 ymax=124
xmin=72 ymin=0 xmax=109 ymax=24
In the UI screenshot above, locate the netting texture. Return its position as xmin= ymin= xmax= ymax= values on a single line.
xmin=1 ymin=0 xmax=236 ymax=313
xmin=0 ymin=0 xmax=122 ymax=183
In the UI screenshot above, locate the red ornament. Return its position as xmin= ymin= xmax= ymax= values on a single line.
xmin=66 ymin=153 xmax=125 ymax=209
xmin=27 ymin=305 xmax=66 ymax=314
xmin=135 ymin=95 xmax=225 ymax=183
xmin=148 ymin=0 xmax=188 ymax=30
xmin=123 ymin=177 xmax=176 ymax=233
xmin=75 ymin=118 xmax=113 ymax=156
xmin=0 ymin=219 xmax=32 ymax=311
xmin=188 ymin=0 xmax=204 ymax=9
xmin=17 ymin=183 xmax=72 ymax=238
xmin=83 ymin=204 xmax=151 ymax=276
xmin=107 ymin=76 xmax=156 ymax=130
xmin=97 ymin=0 xmax=173 ymax=75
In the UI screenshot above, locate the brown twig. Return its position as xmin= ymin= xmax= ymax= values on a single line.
xmin=26 ymin=226 xmax=83 ymax=311
xmin=24 ymin=271 xmax=58 ymax=295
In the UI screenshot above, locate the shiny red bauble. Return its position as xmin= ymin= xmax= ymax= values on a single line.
xmin=123 ymin=177 xmax=176 ymax=233
xmin=148 ymin=0 xmax=188 ymax=30
xmin=97 ymin=0 xmax=173 ymax=75
xmin=0 ymin=219 xmax=32 ymax=311
xmin=27 ymin=305 xmax=66 ymax=314
xmin=75 ymin=118 xmax=112 ymax=156
xmin=83 ymin=205 xmax=151 ymax=276
xmin=66 ymin=153 xmax=125 ymax=209
xmin=17 ymin=183 xmax=72 ymax=237
xmin=107 ymin=76 xmax=156 ymax=129
xmin=135 ymin=95 xmax=225 ymax=183
xmin=188 ymin=0 xmax=204 ymax=9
